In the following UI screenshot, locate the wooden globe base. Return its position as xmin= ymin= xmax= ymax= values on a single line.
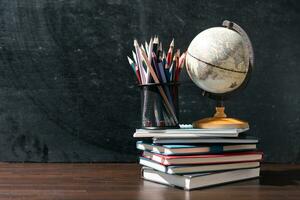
xmin=192 ymin=107 xmax=249 ymax=129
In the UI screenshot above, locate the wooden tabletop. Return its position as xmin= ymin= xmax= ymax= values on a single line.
xmin=0 ymin=163 xmax=298 ymax=200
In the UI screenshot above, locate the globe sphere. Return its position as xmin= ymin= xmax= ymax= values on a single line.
xmin=186 ymin=27 xmax=250 ymax=94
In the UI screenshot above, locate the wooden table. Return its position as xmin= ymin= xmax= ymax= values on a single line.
xmin=0 ymin=163 xmax=298 ymax=200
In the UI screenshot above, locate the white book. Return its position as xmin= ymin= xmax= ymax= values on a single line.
xmin=142 ymin=167 xmax=260 ymax=190
xmin=133 ymin=128 xmax=249 ymax=138
xmin=153 ymin=137 xmax=258 ymax=144
xmin=140 ymin=157 xmax=260 ymax=174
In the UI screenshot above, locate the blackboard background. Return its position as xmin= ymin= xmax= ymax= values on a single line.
xmin=0 ymin=0 xmax=299 ymax=163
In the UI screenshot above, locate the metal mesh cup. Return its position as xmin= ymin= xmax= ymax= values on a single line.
xmin=140 ymin=82 xmax=179 ymax=129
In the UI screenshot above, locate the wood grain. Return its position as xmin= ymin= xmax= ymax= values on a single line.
xmin=0 ymin=163 xmax=298 ymax=200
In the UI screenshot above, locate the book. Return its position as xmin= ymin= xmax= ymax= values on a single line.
xmin=137 ymin=141 xmax=257 ymax=155
xmin=133 ymin=128 xmax=249 ymax=138
xmin=153 ymin=136 xmax=258 ymax=144
xmin=139 ymin=157 xmax=260 ymax=174
xmin=143 ymin=151 xmax=263 ymax=165
xmin=142 ymin=167 xmax=260 ymax=190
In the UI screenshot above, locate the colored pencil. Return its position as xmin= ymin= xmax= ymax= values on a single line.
xmin=127 ymin=56 xmax=142 ymax=84
xmin=174 ymin=49 xmax=180 ymax=81
xmin=134 ymin=40 xmax=146 ymax=84
xmin=166 ymin=39 xmax=174 ymax=67
xmin=175 ymin=52 xmax=186 ymax=81
xmin=153 ymin=36 xmax=159 ymax=58
xmin=148 ymin=37 xmax=153 ymax=63
xmin=157 ymin=42 xmax=163 ymax=62
xmin=145 ymin=41 xmax=149 ymax=54
xmin=132 ymin=51 xmax=137 ymax=64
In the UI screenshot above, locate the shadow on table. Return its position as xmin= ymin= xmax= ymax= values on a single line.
xmin=260 ymin=169 xmax=300 ymax=186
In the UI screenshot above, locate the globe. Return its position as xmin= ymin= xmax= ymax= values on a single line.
xmin=185 ymin=20 xmax=254 ymax=129
xmin=186 ymin=27 xmax=250 ymax=94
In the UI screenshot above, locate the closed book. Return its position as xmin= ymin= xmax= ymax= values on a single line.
xmin=137 ymin=141 xmax=257 ymax=155
xmin=142 ymin=167 xmax=260 ymax=190
xmin=133 ymin=128 xmax=249 ymax=138
xmin=153 ymin=136 xmax=258 ymax=144
xmin=139 ymin=157 xmax=260 ymax=174
xmin=143 ymin=151 xmax=263 ymax=165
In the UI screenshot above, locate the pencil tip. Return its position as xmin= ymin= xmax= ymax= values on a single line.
xmin=153 ymin=36 xmax=159 ymax=44
xmin=173 ymin=54 xmax=177 ymax=61
xmin=170 ymin=39 xmax=174 ymax=47
xmin=127 ymin=56 xmax=133 ymax=63
xmin=134 ymin=39 xmax=139 ymax=46
xmin=149 ymin=37 xmax=153 ymax=44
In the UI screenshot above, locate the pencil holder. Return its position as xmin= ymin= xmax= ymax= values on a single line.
xmin=139 ymin=82 xmax=180 ymax=129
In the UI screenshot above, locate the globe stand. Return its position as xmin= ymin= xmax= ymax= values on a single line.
xmin=192 ymin=106 xmax=249 ymax=129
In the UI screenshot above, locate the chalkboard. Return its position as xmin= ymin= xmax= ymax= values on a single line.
xmin=0 ymin=0 xmax=299 ymax=163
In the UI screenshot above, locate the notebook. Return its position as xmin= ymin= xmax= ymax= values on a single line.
xmin=142 ymin=167 xmax=260 ymax=190
xmin=134 ymin=128 xmax=249 ymax=138
xmin=153 ymin=136 xmax=258 ymax=144
xmin=137 ymin=141 xmax=257 ymax=155
xmin=143 ymin=151 xmax=263 ymax=165
xmin=139 ymin=157 xmax=260 ymax=174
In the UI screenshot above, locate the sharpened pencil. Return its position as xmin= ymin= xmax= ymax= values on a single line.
xmin=134 ymin=39 xmax=146 ymax=84
xmin=132 ymin=51 xmax=137 ymax=64
xmin=178 ymin=52 xmax=186 ymax=69
xmin=148 ymin=37 xmax=153 ymax=63
xmin=153 ymin=36 xmax=159 ymax=58
xmin=127 ymin=56 xmax=135 ymax=72
xmin=174 ymin=50 xmax=181 ymax=82
xmin=127 ymin=56 xmax=142 ymax=83
xmin=166 ymin=38 xmax=174 ymax=68
xmin=145 ymin=41 xmax=149 ymax=54
xmin=158 ymin=42 xmax=163 ymax=62
xmin=162 ymin=51 xmax=166 ymax=67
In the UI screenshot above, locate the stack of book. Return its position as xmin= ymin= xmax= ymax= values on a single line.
xmin=133 ymin=126 xmax=262 ymax=190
